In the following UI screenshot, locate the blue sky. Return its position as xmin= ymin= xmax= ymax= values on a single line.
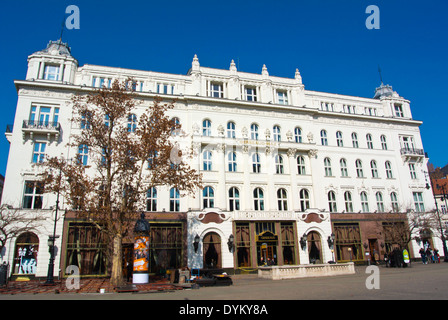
xmin=0 ymin=0 xmax=447 ymax=176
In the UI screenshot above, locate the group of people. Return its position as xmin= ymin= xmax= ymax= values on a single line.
xmin=419 ymin=247 xmax=440 ymax=264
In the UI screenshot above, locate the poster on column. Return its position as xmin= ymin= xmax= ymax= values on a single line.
xmin=133 ymin=236 xmax=149 ymax=273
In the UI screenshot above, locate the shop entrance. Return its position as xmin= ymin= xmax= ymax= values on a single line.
xmin=307 ymin=231 xmax=322 ymax=264
xmin=257 ymin=242 xmax=277 ymax=266
xmin=203 ymin=232 xmax=222 ymax=269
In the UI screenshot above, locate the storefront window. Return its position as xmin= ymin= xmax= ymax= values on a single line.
xmin=334 ymin=223 xmax=363 ymax=262
xmin=65 ymin=222 xmax=106 ymax=276
xmin=235 ymin=223 xmax=251 ymax=267
xmin=149 ymin=223 xmax=183 ymax=274
xmin=281 ymin=223 xmax=295 ymax=265
xmin=13 ymin=232 xmax=39 ymax=275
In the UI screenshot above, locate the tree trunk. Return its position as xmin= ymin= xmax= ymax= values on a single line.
xmin=110 ymin=234 xmax=124 ymax=288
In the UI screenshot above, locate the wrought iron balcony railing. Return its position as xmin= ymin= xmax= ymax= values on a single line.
xmin=400 ymin=148 xmax=424 ymax=156
xmin=22 ymin=120 xmax=61 ymax=131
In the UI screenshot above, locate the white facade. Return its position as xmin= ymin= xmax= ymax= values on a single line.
xmin=1 ymin=40 xmax=439 ymax=278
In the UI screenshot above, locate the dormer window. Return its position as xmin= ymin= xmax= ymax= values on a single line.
xmin=277 ymin=90 xmax=288 ymax=105
xmin=394 ymin=104 xmax=404 ymax=117
xmin=209 ymin=82 xmax=223 ymax=98
xmin=245 ymin=87 xmax=257 ymax=101
xmin=43 ymin=64 xmax=60 ymax=80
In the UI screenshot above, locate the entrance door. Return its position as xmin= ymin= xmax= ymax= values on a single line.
xmin=307 ymin=231 xmax=322 ymax=264
xmin=257 ymin=243 xmax=277 ymax=266
xmin=203 ymin=232 xmax=221 ymax=269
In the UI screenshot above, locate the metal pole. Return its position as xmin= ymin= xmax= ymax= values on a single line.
xmin=45 ymin=164 xmax=61 ymax=285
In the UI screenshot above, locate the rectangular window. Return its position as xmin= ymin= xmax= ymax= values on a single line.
xmin=245 ymin=87 xmax=257 ymax=101
xmin=43 ymin=65 xmax=60 ymax=80
xmin=210 ymin=83 xmax=223 ymax=98
xmin=65 ymin=222 xmax=106 ymax=276
xmin=235 ymin=223 xmax=251 ymax=267
xmin=32 ymin=142 xmax=46 ymax=163
xmin=394 ymin=104 xmax=404 ymax=117
xmin=277 ymin=91 xmax=288 ymax=105
xmin=23 ymin=181 xmax=44 ymax=209
xmin=413 ymin=192 xmax=425 ymax=212
xmin=409 ymin=163 xmax=417 ymax=179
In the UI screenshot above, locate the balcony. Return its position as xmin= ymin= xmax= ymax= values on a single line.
xmin=5 ymin=124 xmax=13 ymax=143
xmin=22 ymin=120 xmax=61 ymax=141
xmin=400 ymin=147 xmax=425 ymax=162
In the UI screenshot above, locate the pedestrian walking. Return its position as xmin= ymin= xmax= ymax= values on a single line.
xmin=419 ymin=248 xmax=426 ymax=264
xmin=426 ymin=248 xmax=433 ymax=264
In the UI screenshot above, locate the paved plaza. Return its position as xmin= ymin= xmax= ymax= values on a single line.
xmin=1 ymin=262 xmax=447 ymax=301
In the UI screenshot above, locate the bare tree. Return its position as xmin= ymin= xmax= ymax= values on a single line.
xmin=42 ymin=80 xmax=202 ymax=286
xmin=0 ymin=205 xmax=45 ymax=261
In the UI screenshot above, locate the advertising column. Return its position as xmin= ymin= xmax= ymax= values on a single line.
xmin=133 ymin=213 xmax=150 ymax=284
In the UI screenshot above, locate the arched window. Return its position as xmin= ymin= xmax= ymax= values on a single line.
xmin=324 ymin=157 xmax=332 ymax=177
xmin=250 ymin=123 xmax=259 ymax=140
xmin=227 ymin=121 xmax=236 ymax=138
xmin=390 ymin=192 xmax=399 ymax=212
xmin=127 ymin=113 xmax=137 ymax=132
xmin=203 ymin=232 xmax=222 ymax=269
xmin=277 ymin=188 xmax=288 ymax=211
xmin=253 ymin=188 xmax=264 ymax=211
xmin=203 ymin=186 xmax=214 ymax=208
xmin=171 ymin=117 xmax=180 ymax=136
xmin=203 ymin=151 xmax=212 ymax=171
xmin=299 ymin=189 xmax=310 ymax=212
xmin=275 ymin=155 xmax=284 ymax=174
xmin=252 ymin=153 xmax=261 ymax=173
xmin=328 ymin=191 xmax=337 ymax=212
xmin=202 ymin=119 xmax=211 ymax=136
xmin=344 ymin=191 xmax=353 ymax=212
xmin=340 ymin=158 xmax=348 ymax=177
xmin=336 ymin=131 xmax=343 ymax=147
xmin=351 ymin=132 xmax=359 ymax=148
xmin=146 ymin=187 xmax=157 ymax=211
xmin=380 ymin=135 xmax=388 ymax=150
xmin=360 ymin=192 xmax=369 ymax=212
xmin=273 ymin=125 xmax=281 ymax=142
xmin=376 ymin=192 xmax=384 ymax=212
xmin=320 ymin=130 xmax=328 ymax=145
xmin=370 ymin=160 xmax=379 ymax=178
xmin=170 ymin=187 xmax=180 ymax=212
xmin=385 ymin=161 xmax=393 ymax=179
xmin=229 ymin=187 xmax=240 ymax=211
xmin=366 ymin=134 xmax=373 ymax=149
xmin=14 ymin=232 xmax=39 ymax=275
xmin=297 ymin=156 xmax=306 ymax=175
xmin=294 ymin=127 xmax=302 ymax=143
xmin=356 ymin=159 xmax=363 ymax=178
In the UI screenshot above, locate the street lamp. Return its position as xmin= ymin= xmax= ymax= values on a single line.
xmin=327 ymin=233 xmax=336 ymax=263
xmin=300 ymin=233 xmax=307 ymax=250
xmin=227 ymin=234 xmax=235 ymax=253
xmin=44 ymin=163 xmax=62 ymax=285
xmin=193 ymin=234 xmax=200 ymax=253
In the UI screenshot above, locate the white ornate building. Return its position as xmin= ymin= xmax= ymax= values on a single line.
xmin=1 ymin=40 xmax=439 ymax=279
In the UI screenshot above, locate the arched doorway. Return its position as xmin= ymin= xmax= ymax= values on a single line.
xmin=203 ymin=232 xmax=222 ymax=269
xmin=420 ymin=228 xmax=433 ymax=249
xmin=307 ymin=231 xmax=322 ymax=264
xmin=13 ymin=232 xmax=39 ymax=275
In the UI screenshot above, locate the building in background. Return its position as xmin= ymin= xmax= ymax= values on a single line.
xmin=1 ymin=39 xmax=440 ymax=279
